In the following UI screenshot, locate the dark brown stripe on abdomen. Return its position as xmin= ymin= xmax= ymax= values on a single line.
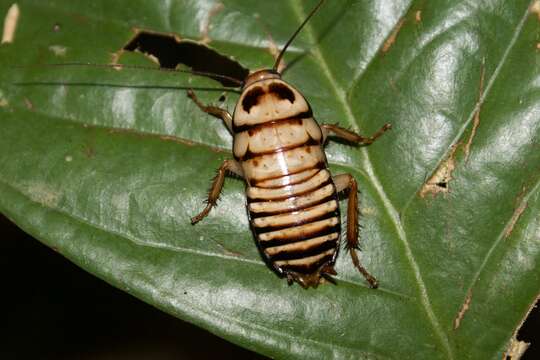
xmin=248 ymin=167 xmax=341 ymax=275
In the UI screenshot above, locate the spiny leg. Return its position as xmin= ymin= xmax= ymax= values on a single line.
xmin=333 ymin=174 xmax=378 ymax=289
xmin=321 ymin=123 xmax=391 ymax=144
xmin=187 ymin=89 xmax=233 ymax=132
xmin=191 ymin=159 xmax=243 ymax=225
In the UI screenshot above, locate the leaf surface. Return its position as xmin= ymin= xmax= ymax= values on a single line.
xmin=1 ymin=0 xmax=539 ymax=358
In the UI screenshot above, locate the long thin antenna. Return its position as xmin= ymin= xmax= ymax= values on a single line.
xmin=14 ymin=62 xmax=243 ymax=87
xmin=273 ymin=0 xmax=325 ymax=72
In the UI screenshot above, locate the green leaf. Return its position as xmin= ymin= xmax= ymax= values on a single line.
xmin=1 ymin=0 xmax=539 ymax=358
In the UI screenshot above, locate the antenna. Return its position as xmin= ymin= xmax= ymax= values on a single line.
xmin=273 ymin=0 xmax=325 ymax=72
xmin=14 ymin=62 xmax=244 ymax=87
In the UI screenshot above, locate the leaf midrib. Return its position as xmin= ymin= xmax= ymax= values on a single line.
xmin=290 ymin=1 xmax=454 ymax=359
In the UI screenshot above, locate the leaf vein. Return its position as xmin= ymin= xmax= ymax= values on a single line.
xmin=400 ymin=1 xmax=533 ymax=216
xmin=455 ymin=178 xmax=540 ymax=326
xmin=290 ymin=1 xmax=454 ymax=358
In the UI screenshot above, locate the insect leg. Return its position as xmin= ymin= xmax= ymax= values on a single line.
xmin=191 ymin=159 xmax=244 ymax=225
xmin=333 ymin=173 xmax=378 ymax=289
xmin=321 ymin=123 xmax=391 ymax=145
xmin=187 ymin=89 xmax=233 ymax=132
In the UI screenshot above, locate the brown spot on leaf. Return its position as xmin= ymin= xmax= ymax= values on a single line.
xmin=415 ymin=10 xmax=422 ymax=23
xmin=464 ymin=59 xmax=486 ymax=162
xmin=382 ymin=18 xmax=405 ymax=53
xmin=504 ymin=186 xmax=529 ymax=239
xmin=419 ymin=144 xmax=459 ymax=198
xmin=453 ymin=289 xmax=472 ymax=329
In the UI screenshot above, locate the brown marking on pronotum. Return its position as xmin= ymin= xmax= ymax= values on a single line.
xmin=382 ymin=18 xmax=406 ymax=53
xmin=242 ymin=86 xmax=265 ymax=113
xmin=415 ymin=10 xmax=422 ymax=23
xmin=530 ymin=0 xmax=540 ymax=21
xmin=269 ymin=83 xmax=296 ymax=103
xmin=419 ymin=143 xmax=459 ymax=198
xmin=200 ymin=2 xmax=224 ymax=44
xmin=504 ymin=186 xmax=529 ymax=239
xmin=1 ymin=3 xmax=19 ymax=44
xmin=453 ymin=289 xmax=472 ymax=329
xmin=464 ymin=59 xmax=486 ymax=162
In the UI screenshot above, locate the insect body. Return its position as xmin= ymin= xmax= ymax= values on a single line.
xmin=189 ymin=0 xmax=390 ymax=288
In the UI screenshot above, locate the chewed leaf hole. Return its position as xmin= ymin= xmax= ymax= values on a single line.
xmin=506 ymin=301 xmax=540 ymax=359
xmin=123 ymin=30 xmax=249 ymax=87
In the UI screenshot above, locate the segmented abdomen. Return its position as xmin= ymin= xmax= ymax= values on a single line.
xmin=232 ymin=79 xmax=340 ymax=276
xmin=247 ymin=165 xmax=340 ymax=275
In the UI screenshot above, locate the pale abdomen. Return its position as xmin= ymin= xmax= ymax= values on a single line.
xmin=244 ymin=151 xmax=341 ymax=276
xmin=247 ymin=166 xmax=340 ymax=275
xmin=232 ymin=83 xmax=341 ymax=277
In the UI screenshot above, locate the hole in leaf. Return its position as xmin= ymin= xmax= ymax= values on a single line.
xmin=123 ymin=30 xmax=249 ymax=87
xmin=509 ymin=302 xmax=540 ymax=359
xmin=435 ymin=181 xmax=447 ymax=189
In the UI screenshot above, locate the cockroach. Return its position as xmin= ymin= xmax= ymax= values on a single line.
xmin=188 ymin=0 xmax=391 ymax=288
xmin=30 ymin=0 xmax=390 ymax=288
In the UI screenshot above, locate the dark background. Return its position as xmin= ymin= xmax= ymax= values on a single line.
xmin=1 ymin=214 xmax=537 ymax=359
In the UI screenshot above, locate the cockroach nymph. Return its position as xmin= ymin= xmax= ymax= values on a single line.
xmin=29 ymin=0 xmax=391 ymax=288
xmin=189 ymin=0 xmax=391 ymax=288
